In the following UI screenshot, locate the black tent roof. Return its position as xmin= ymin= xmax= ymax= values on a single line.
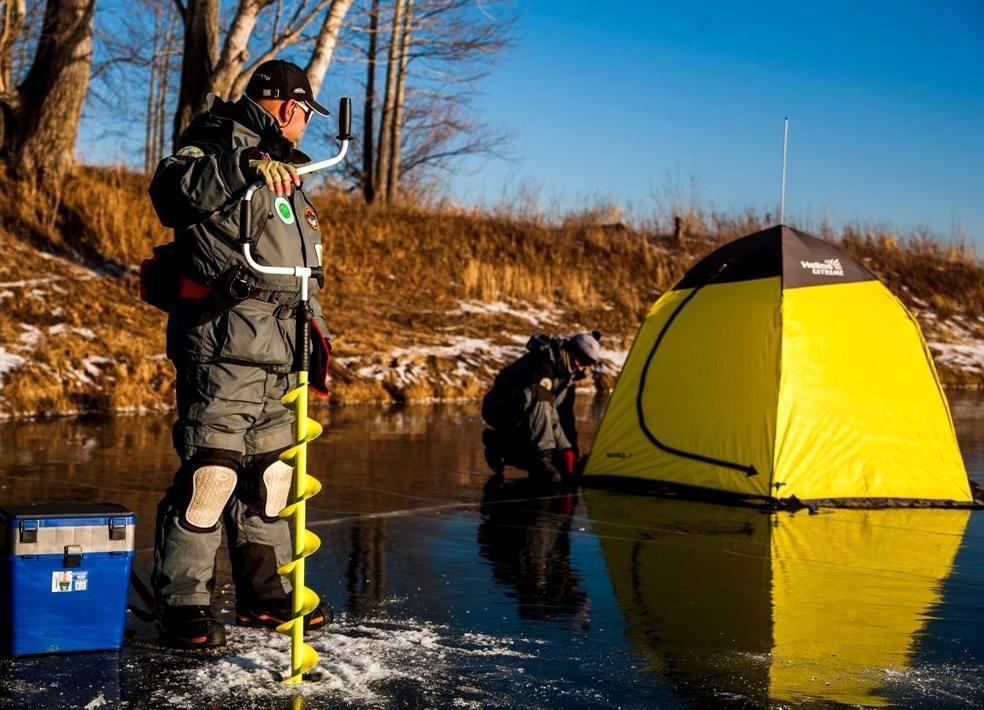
xmin=674 ymin=225 xmax=876 ymax=290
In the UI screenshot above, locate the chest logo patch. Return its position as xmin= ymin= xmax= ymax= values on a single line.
xmin=174 ymin=145 xmax=205 ymax=160
xmin=304 ymin=205 xmax=320 ymax=231
xmin=273 ymin=197 xmax=295 ymax=225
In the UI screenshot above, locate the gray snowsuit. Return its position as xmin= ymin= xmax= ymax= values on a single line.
xmin=148 ymin=95 xmax=330 ymax=608
xmin=481 ymin=334 xmax=581 ymax=465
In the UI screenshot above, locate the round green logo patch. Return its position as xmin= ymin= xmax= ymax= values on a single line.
xmin=273 ymin=197 xmax=295 ymax=225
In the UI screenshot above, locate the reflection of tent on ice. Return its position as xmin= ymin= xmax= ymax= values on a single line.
xmin=585 ymin=225 xmax=972 ymax=504
xmin=585 ymin=490 xmax=969 ymax=706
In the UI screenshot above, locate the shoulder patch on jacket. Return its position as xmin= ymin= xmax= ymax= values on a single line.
xmin=174 ymin=145 xmax=205 ymax=160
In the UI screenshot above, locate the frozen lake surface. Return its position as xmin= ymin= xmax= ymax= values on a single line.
xmin=1 ymin=392 xmax=983 ymax=709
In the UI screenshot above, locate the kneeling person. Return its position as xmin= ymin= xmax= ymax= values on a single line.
xmin=481 ymin=331 xmax=601 ymax=482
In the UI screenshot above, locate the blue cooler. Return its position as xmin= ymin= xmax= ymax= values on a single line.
xmin=0 ymin=503 xmax=137 ymax=656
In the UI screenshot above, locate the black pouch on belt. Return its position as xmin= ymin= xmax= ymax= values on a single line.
xmin=197 ymin=261 xmax=256 ymax=323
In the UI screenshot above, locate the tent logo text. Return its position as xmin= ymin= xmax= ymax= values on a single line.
xmin=800 ymin=258 xmax=844 ymax=276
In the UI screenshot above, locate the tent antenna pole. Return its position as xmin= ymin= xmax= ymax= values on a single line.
xmin=779 ymin=116 xmax=788 ymax=225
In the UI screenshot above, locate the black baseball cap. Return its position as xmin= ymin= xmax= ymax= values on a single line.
xmin=244 ymin=60 xmax=330 ymax=117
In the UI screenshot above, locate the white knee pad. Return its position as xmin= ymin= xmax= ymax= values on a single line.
xmin=185 ymin=465 xmax=237 ymax=529
xmin=262 ymin=460 xmax=294 ymax=517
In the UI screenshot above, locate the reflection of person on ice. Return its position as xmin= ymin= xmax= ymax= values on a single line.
xmin=481 ymin=331 xmax=601 ymax=483
xmin=148 ymin=60 xmax=332 ymax=649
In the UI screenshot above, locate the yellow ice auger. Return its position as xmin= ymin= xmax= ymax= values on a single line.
xmin=239 ymin=97 xmax=351 ymax=684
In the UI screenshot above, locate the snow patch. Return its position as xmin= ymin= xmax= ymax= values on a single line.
xmin=47 ymin=323 xmax=97 ymax=339
xmin=0 ymin=347 xmax=26 ymax=383
xmin=356 ymin=337 xmax=525 ymax=387
xmin=19 ymin=323 xmax=41 ymax=347
xmin=450 ymin=299 xmax=563 ymax=325
xmin=160 ymin=617 xmax=533 ymax=708
xmin=83 ymin=693 xmax=107 ymax=709
xmin=929 ymin=342 xmax=984 ymax=374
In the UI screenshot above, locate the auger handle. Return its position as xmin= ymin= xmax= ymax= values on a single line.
xmin=337 ymin=98 xmax=353 ymax=141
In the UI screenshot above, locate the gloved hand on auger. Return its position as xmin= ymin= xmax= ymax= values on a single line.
xmin=247 ymin=158 xmax=300 ymax=197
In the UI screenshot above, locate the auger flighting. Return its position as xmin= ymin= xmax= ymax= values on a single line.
xmin=239 ymin=97 xmax=352 ymax=684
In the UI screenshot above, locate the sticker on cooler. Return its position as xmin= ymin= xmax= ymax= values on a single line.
xmin=51 ymin=570 xmax=88 ymax=592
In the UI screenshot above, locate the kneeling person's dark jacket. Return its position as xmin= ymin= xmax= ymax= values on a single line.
xmin=482 ymin=334 xmax=583 ymax=456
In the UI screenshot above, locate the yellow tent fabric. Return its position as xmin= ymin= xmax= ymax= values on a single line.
xmin=585 ymin=490 xmax=969 ymax=706
xmin=585 ymin=226 xmax=971 ymax=504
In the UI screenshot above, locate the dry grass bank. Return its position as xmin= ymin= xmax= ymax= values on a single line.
xmin=0 ymin=166 xmax=981 ymax=418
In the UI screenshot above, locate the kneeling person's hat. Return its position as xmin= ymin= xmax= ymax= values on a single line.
xmin=565 ymin=331 xmax=602 ymax=365
xmin=245 ymin=60 xmax=330 ymax=117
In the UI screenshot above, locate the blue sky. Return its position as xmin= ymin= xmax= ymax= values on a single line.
xmin=78 ymin=0 xmax=983 ymax=249
xmin=448 ymin=0 xmax=984 ymax=247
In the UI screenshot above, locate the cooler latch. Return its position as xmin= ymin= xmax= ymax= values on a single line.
xmin=63 ymin=545 xmax=83 ymax=568
xmin=19 ymin=520 xmax=39 ymax=544
xmin=109 ymin=517 xmax=128 ymax=541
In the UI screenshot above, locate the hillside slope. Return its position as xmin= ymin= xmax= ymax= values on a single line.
xmin=0 ymin=167 xmax=981 ymax=418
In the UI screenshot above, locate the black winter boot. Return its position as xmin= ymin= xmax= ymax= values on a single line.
xmin=236 ymin=598 xmax=333 ymax=635
xmin=482 ymin=428 xmax=505 ymax=475
xmin=528 ymin=450 xmax=561 ymax=484
xmin=159 ymin=605 xmax=226 ymax=649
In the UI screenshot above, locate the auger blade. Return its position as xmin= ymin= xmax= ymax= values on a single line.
xmin=304 ymin=417 xmax=324 ymax=440
xmin=281 ymin=643 xmax=320 ymax=685
xmin=281 ymin=386 xmax=304 ymax=408
xmin=276 ymin=530 xmax=321 ymax=575
xmin=298 ymin=474 xmax=322 ymax=500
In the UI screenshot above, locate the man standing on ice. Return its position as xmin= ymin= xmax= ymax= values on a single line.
xmin=148 ymin=60 xmax=332 ymax=649
xmin=481 ymin=331 xmax=601 ymax=484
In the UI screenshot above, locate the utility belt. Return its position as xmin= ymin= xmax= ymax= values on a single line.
xmin=177 ymin=275 xmax=299 ymax=318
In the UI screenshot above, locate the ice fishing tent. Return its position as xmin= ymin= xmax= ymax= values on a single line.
xmin=584 ymin=225 xmax=971 ymax=504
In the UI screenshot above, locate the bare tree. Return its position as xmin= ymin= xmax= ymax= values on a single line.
xmin=384 ymin=0 xmax=410 ymax=200
xmin=0 ymin=0 xmax=27 ymax=96
xmin=171 ymin=0 xmax=218 ymax=148
xmin=374 ymin=0 xmax=403 ymax=202
xmin=360 ymin=0 xmax=378 ymax=202
xmin=306 ymin=0 xmax=351 ymax=95
xmin=351 ymin=0 xmax=514 ymax=204
xmin=172 ymin=0 xmax=354 ymax=148
xmin=2 ymin=0 xmax=96 ymax=180
xmin=144 ymin=0 xmax=179 ymax=172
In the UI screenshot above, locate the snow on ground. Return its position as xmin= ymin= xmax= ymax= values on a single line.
xmin=449 ymin=299 xmax=564 ymax=325
xmin=929 ymin=341 xmax=984 ymax=375
xmin=48 ymin=323 xmax=97 ymax=339
xmin=355 ymin=336 xmax=527 ymax=387
xmin=0 ymin=347 xmax=26 ymax=384
xmin=156 ymin=617 xmax=535 ymax=708
xmin=353 ymin=332 xmax=629 ymax=392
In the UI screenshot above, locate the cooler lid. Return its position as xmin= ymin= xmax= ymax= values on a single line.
xmin=0 ymin=503 xmax=136 ymax=525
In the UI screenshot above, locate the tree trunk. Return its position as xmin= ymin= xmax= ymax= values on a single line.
xmin=225 ymin=0 xmax=336 ymax=100
xmin=0 ymin=0 xmax=27 ymax=96
xmin=386 ymin=0 xmax=411 ymax=202
xmin=362 ymin=0 xmax=378 ymax=204
xmin=156 ymin=12 xmax=177 ymax=166
xmin=210 ymin=0 xmax=271 ymax=101
xmin=172 ymin=0 xmax=219 ymax=149
xmin=144 ymin=1 xmax=161 ymax=173
xmin=306 ymin=0 xmax=353 ymax=97
xmin=10 ymin=0 xmax=95 ymax=180
xmin=145 ymin=1 xmax=177 ymax=173
xmin=375 ymin=0 xmax=404 ymax=204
